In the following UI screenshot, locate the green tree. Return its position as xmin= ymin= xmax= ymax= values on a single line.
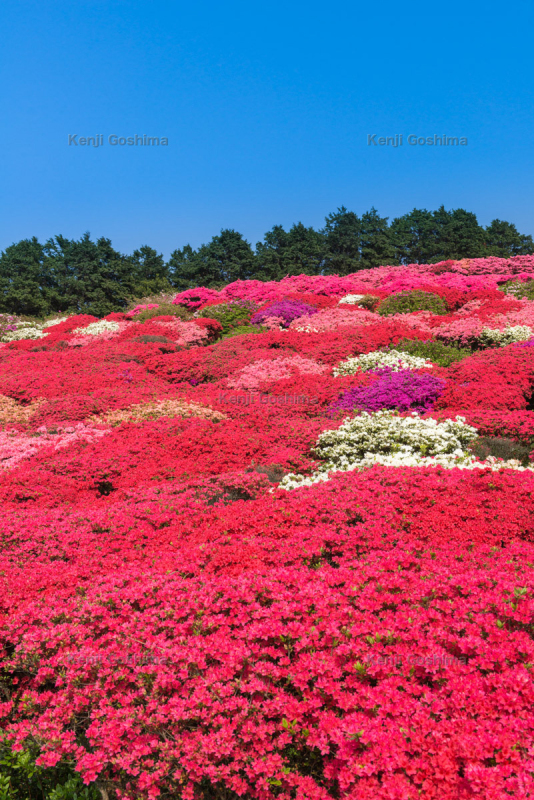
xmin=322 ymin=207 xmax=362 ymax=274
xmin=434 ymin=206 xmax=485 ymax=260
xmin=0 ymin=237 xmax=53 ymax=316
xmin=44 ymin=233 xmax=134 ymax=316
xmin=167 ymin=244 xmax=206 ymax=289
xmin=255 ymin=223 xmax=325 ymax=279
xmin=200 ymin=229 xmax=256 ymax=284
xmin=483 ymin=219 xmax=534 ymax=257
xmin=128 ymin=245 xmax=171 ymax=296
xmin=391 ymin=206 xmax=487 ymax=263
xmin=169 ymin=230 xmax=256 ymax=288
xmin=254 ymin=225 xmax=289 ymax=281
xmin=359 ymin=207 xmax=395 ymax=269
xmin=390 ymin=208 xmax=438 ymax=264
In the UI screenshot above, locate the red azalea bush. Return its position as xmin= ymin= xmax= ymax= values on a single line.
xmin=2 ymin=263 xmax=534 ymax=798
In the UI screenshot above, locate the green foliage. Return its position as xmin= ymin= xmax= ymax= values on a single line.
xmin=468 ymin=437 xmax=532 ymax=466
xmin=220 ymin=324 xmax=264 ymax=340
xmin=169 ymin=230 xmax=256 ymax=288
xmin=0 ymin=238 xmax=53 ymax=316
xmin=322 ymin=206 xmax=362 ymax=275
xmin=377 ymin=291 xmax=447 ymax=317
xmin=357 ymin=295 xmax=381 ymax=311
xmin=0 ymin=740 xmax=100 ymax=800
xmin=197 ymin=301 xmax=257 ymax=335
xmin=135 ymin=303 xmax=193 ymax=322
xmin=359 ymin=207 xmax=396 ymax=269
xmin=388 ymin=337 xmax=471 ymax=367
xmin=500 ymin=279 xmax=534 ymax=301
xmin=389 ymin=206 xmax=512 ymax=264
xmin=43 ymin=233 xmax=135 ymax=317
xmin=135 ymin=334 xmax=172 ymax=343
xmin=255 ymin=223 xmax=325 ymax=280
xmin=389 ymin=208 xmax=438 ymax=265
xmin=483 ymin=220 xmax=534 ymax=258
xmin=127 ymin=245 xmax=172 ymax=297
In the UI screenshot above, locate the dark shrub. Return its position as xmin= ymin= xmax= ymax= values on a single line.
xmin=357 ymin=295 xmax=381 ymax=311
xmin=248 ymin=464 xmax=288 ymax=483
xmin=197 ymin=300 xmax=258 ymax=335
xmin=136 ymin=304 xmax=193 ymax=322
xmin=388 ymin=338 xmax=471 ymax=367
xmin=377 ymin=291 xmax=447 ymax=317
xmin=135 ymin=335 xmax=172 ymax=344
xmin=469 ymin=436 xmax=532 ymax=466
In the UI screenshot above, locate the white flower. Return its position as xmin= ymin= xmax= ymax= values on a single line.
xmin=1 ymin=327 xmax=47 ymax=342
xmin=333 ymin=349 xmax=433 ymax=376
xmin=42 ymin=317 xmax=69 ymax=328
xmin=338 ymin=294 xmax=366 ymax=305
xmin=478 ymin=325 xmax=533 ymax=347
xmin=73 ymin=320 xmax=120 ymax=336
xmin=278 ymin=410 xmax=534 ymax=490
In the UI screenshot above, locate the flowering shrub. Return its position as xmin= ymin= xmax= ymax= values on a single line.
xmin=132 ymin=304 xmax=193 ymax=322
xmin=329 ymin=369 xmax=445 ymax=415
xmin=2 ymin=322 xmax=47 ymax=341
xmin=126 ymin=303 xmax=160 ymax=316
xmin=251 ymin=299 xmax=318 ymax=328
xmin=173 ymin=287 xmax=222 ymax=308
xmin=500 ymin=277 xmax=534 ymax=300
xmin=478 ymin=325 xmax=533 ymax=347
xmin=338 ymin=293 xmax=365 ymax=304
xmin=279 ymin=411 xmax=480 ymax=488
xmin=93 ymin=398 xmax=226 ymax=425
xmin=73 ymin=320 xmax=121 ymax=336
xmin=289 ymin=306 xmax=378 ymax=332
xmin=2 ymin=264 xmax=534 ymax=798
xmin=333 ymin=348 xmax=433 ymax=375
xmin=0 ymin=394 xmax=44 ymax=426
xmin=0 ymin=314 xmax=20 ymax=341
xmin=228 ymin=355 xmax=327 ymax=390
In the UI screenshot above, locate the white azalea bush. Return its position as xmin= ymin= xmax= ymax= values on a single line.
xmin=478 ymin=325 xmax=533 ymax=348
xmin=72 ymin=320 xmax=120 ymax=336
xmin=42 ymin=317 xmax=69 ymax=328
xmin=333 ymin=349 xmax=433 ymax=376
xmin=1 ymin=321 xmax=47 ymax=342
xmin=338 ymin=294 xmax=366 ymax=305
xmin=279 ymin=410 xmax=533 ymax=490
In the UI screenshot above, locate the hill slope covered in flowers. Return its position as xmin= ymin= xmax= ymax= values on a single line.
xmin=2 ymin=256 xmax=534 ymax=799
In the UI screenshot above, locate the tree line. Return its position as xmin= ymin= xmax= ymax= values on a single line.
xmin=1 ymin=206 xmax=532 ymax=317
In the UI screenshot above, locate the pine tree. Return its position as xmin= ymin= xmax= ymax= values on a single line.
xmin=390 ymin=208 xmax=438 ymax=264
xmin=484 ymin=219 xmax=534 ymax=257
xmin=44 ymin=233 xmax=134 ymax=316
xmin=359 ymin=208 xmax=395 ymax=269
xmin=256 ymin=223 xmax=325 ymax=279
xmin=128 ymin=245 xmax=171 ymax=296
xmin=322 ymin=207 xmax=362 ymax=274
xmin=0 ymin=237 xmax=53 ymax=316
xmin=254 ymin=225 xmax=289 ymax=281
xmin=167 ymin=245 xmax=207 ymax=289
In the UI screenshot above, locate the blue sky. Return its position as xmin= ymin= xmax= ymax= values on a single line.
xmin=1 ymin=0 xmax=533 ymax=257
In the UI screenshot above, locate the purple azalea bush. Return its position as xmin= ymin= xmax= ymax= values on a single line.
xmin=251 ymin=299 xmax=318 ymax=328
xmin=330 ymin=368 xmax=446 ymax=416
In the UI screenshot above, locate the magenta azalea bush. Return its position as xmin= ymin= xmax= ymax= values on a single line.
xmin=251 ymin=299 xmax=318 ymax=328
xmin=330 ymin=368 xmax=446 ymax=415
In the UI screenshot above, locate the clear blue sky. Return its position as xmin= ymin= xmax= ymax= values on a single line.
xmin=1 ymin=0 xmax=533 ymax=258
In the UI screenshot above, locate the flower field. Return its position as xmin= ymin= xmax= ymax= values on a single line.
xmin=3 ymin=256 xmax=534 ymax=798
